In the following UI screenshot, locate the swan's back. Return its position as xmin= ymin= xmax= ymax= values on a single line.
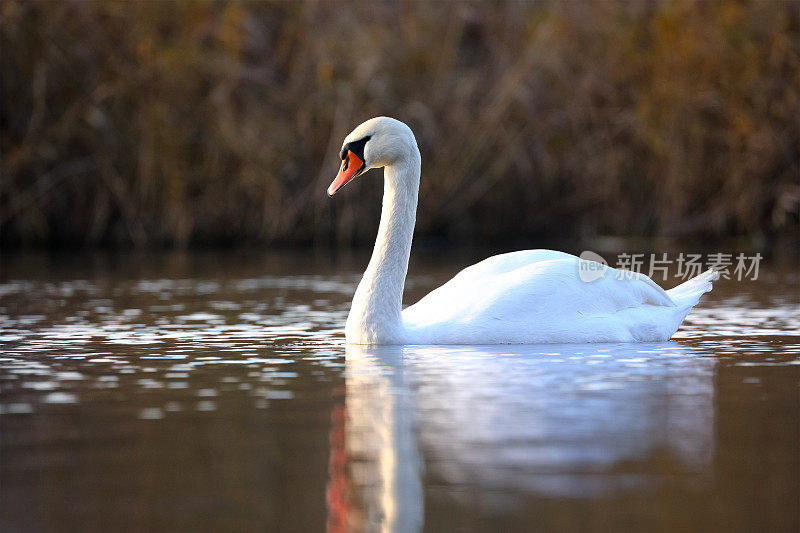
xmin=402 ymin=250 xmax=714 ymax=344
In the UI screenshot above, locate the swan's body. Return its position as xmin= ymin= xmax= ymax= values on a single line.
xmin=328 ymin=117 xmax=715 ymax=345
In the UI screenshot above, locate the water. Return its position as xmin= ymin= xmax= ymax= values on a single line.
xmin=1 ymin=251 xmax=798 ymax=532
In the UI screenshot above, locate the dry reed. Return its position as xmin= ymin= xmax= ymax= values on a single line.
xmin=1 ymin=0 xmax=798 ymax=248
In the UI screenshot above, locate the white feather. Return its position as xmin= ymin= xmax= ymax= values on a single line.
xmin=332 ymin=117 xmax=716 ymax=345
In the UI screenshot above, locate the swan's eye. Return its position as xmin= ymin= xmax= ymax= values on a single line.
xmin=347 ymin=136 xmax=371 ymax=163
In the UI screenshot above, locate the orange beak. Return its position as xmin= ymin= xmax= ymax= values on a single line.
xmin=328 ymin=150 xmax=366 ymax=196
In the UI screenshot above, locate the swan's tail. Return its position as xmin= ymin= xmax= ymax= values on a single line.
xmin=666 ymin=269 xmax=718 ymax=309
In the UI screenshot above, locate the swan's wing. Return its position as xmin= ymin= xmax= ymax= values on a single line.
xmin=402 ymin=252 xmax=677 ymax=343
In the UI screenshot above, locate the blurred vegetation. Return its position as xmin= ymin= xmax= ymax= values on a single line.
xmin=1 ymin=0 xmax=798 ymax=249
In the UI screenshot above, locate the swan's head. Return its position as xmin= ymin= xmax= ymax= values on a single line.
xmin=327 ymin=116 xmax=416 ymax=196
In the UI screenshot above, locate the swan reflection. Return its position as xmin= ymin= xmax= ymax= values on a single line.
xmin=328 ymin=343 xmax=715 ymax=531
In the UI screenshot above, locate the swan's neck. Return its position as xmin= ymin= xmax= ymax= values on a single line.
xmin=346 ymin=153 xmax=420 ymax=344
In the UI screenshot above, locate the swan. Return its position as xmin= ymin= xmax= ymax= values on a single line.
xmin=327 ymin=116 xmax=716 ymax=345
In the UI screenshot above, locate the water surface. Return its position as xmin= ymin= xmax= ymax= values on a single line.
xmin=1 ymin=251 xmax=798 ymax=532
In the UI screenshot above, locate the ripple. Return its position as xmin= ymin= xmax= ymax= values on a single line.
xmin=42 ymin=392 xmax=78 ymax=404
xmin=0 ymin=271 xmax=795 ymax=422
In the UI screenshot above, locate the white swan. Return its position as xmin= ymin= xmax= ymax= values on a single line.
xmin=327 ymin=117 xmax=716 ymax=345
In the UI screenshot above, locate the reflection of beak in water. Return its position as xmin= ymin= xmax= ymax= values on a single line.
xmin=327 ymin=345 xmax=423 ymax=533
xmin=327 ymin=342 xmax=716 ymax=528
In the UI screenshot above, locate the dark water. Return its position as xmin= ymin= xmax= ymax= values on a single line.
xmin=1 ymin=251 xmax=798 ymax=532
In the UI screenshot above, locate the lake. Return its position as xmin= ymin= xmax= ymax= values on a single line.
xmin=1 ymin=250 xmax=798 ymax=532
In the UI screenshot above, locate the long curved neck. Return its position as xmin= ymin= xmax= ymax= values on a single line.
xmin=346 ymin=151 xmax=420 ymax=344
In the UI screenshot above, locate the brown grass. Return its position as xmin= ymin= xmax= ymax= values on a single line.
xmin=1 ymin=0 xmax=798 ymax=248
